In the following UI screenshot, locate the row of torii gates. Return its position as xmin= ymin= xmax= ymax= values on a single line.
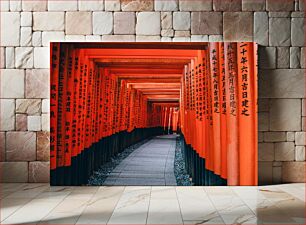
xmin=50 ymin=42 xmax=257 ymax=186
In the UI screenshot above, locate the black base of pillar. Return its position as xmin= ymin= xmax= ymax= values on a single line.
xmin=181 ymin=135 xmax=227 ymax=186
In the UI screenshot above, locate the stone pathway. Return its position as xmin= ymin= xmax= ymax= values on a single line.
xmin=103 ymin=135 xmax=177 ymax=186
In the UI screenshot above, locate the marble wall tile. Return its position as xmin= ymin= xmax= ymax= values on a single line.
xmin=286 ymin=132 xmax=295 ymax=142
xmin=242 ymin=0 xmax=265 ymax=11
xmin=20 ymin=27 xmax=32 ymax=47
xmin=93 ymin=12 xmax=113 ymax=35
xmin=121 ymin=0 xmax=154 ymax=11
xmin=32 ymin=31 xmax=42 ymax=47
xmin=258 ymin=143 xmax=274 ymax=161
xmin=33 ymin=12 xmax=64 ymax=31
xmin=66 ymin=12 xmax=92 ymax=35
xmin=275 ymin=142 xmax=295 ymax=161
xmin=41 ymin=32 xmax=65 ymax=47
xmin=173 ymin=12 xmax=190 ymax=30
xmin=10 ymin=0 xmax=22 ymax=11
xmin=0 ymin=47 xmax=5 ymax=69
xmin=276 ymin=47 xmax=290 ymax=68
xmin=213 ymin=0 xmax=242 ymax=11
xmin=27 ymin=115 xmax=41 ymax=131
xmin=37 ymin=131 xmax=50 ymax=161
xmin=291 ymin=18 xmax=304 ymax=47
xmin=264 ymin=132 xmax=286 ymax=142
xmin=191 ymin=12 xmax=222 ymax=35
xmin=16 ymin=99 xmax=41 ymax=115
xmin=136 ymin=12 xmax=160 ymax=35
xmin=33 ymin=47 xmax=49 ymax=68
xmin=0 ymin=132 xmax=5 ymax=161
xmin=258 ymin=162 xmax=273 ymax=185
xmin=223 ymin=12 xmax=253 ymax=41
xmin=282 ymin=162 xmax=306 ymax=182
xmin=15 ymin=47 xmax=33 ymax=69
xmin=161 ymin=12 xmax=172 ymax=29
xmin=114 ymin=12 xmax=135 ymax=35
xmin=179 ymin=0 xmax=212 ymax=11
xmin=290 ymin=47 xmax=301 ymax=68
xmin=0 ymin=99 xmax=15 ymax=131
xmin=41 ymin=114 xmax=50 ymax=131
xmin=269 ymin=18 xmax=291 ymax=46
xmin=0 ymin=162 xmax=28 ymax=182
xmin=78 ymin=0 xmax=104 ymax=11
xmin=295 ymin=132 xmax=305 ymax=146
xmin=254 ymin=12 xmax=268 ymax=46
xmin=29 ymin=161 xmax=50 ymax=182
xmin=22 ymin=0 xmax=47 ymax=11
xmin=102 ymin=35 xmax=135 ymax=42
xmin=295 ymin=146 xmax=305 ymax=161
xmin=6 ymin=131 xmax=36 ymax=161
xmin=5 ymin=47 xmax=15 ymax=69
xmin=26 ymin=69 xmax=49 ymax=98
xmin=266 ymin=0 xmax=294 ymax=11
xmin=21 ymin=12 xmax=32 ymax=27
xmin=48 ymin=0 xmax=77 ymax=11
xmin=258 ymin=47 xmax=276 ymax=69
xmin=1 ymin=12 xmax=20 ymax=46
xmin=105 ymin=0 xmax=120 ymax=11
xmin=155 ymin=0 xmax=178 ymax=11
xmin=16 ymin=114 xmax=27 ymax=131
xmin=269 ymin=99 xmax=301 ymax=131
xmin=259 ymin=69 xmax=304 ymax=98
xmin=258 ymin=112 xmax=269 ymax=131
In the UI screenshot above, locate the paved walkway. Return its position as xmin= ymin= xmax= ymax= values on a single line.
xmin=103 ymin=135 xmax=177 ymax=186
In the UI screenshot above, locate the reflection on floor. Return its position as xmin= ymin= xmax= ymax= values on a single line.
xmin=0 ymin=183 xmax=305 ymax=224
xmin=103 ymin=135 xmax=177 ymax=186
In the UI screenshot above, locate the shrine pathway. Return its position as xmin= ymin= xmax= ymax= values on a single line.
xmin=103 ymin=135 xmax=177 ymax=186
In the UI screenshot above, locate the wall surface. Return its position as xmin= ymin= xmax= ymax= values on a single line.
xmin=0 ymin=0 xmax=305 ymax=184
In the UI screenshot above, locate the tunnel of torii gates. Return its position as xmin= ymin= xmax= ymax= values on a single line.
xmin=50 ymin=42 xmax=258 ymax=186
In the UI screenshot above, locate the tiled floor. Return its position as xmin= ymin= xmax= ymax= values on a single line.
xmin=103 ymin=135 xmax=177 ymax=186
xmin=0 ymin=183 xmax=305 ymax=224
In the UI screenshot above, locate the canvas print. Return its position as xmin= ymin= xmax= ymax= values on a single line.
xmin=50 ymin=42 xmax=258 ymax=186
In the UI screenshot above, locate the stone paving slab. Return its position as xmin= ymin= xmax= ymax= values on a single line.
xmin=103 ymin=134 xmax=177 ymax=186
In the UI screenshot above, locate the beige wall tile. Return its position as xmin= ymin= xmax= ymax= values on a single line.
xmin=282 ymin=162 xmax=305 ymax=182
xmin=275 ymin=142 xmax=295 ymax=161
xmin=0 ymin=99 xmax=15 ymax=131
xmin=213 ymin=0 xmax=242 ymax=11
xmin=223 ymin=12 xmax=253 ymax=41
xmin=66 ymin=12 xmax=92 ymax=35
xmin=136 ymin=12 xmax=160 ymax=35
xmin=6 ymin=131 xmax=36 ymax=161
xmin=16 ymin=99 xmax=41 ymax=115
xmin=155 ymin=0 xmax=178 ymax=11
xmin=37 ymin=131 xmax=50 ymax=161
xmin=16 ymin=114 xmax=27 ymax=131
xmin=270 ymin=99 xmax=301 ymax=131
xmin=179 ymin=0 xmax=212 ymax=11
xmin=33 ymin=12 xmax=64 ymax=31
xmin=114 ymin=12 xmax=135 ymax=35
xmin=0 ymin=69 xmax=24 ymax=98
xmin=191 ymin=12 xmax=222 ymax=35
xmin=121 ymin=0 xmax=153 ymax=11
xmin=25 ymin=69 xmax=50 ymax=98
xmin=0 ymin=132 xmax=5 ymax=161
xmin=0 ymin=162 xmax=28 ymax=182
xmin=48 ymin=0 xmax=77 ymax=11
xmin=29 ymin=161 xmax=49 ymax=182
xmin=1 ymin=12 xmax=20 ymax=46
xmin=22 ymin=0 xmax=47 ymax=11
